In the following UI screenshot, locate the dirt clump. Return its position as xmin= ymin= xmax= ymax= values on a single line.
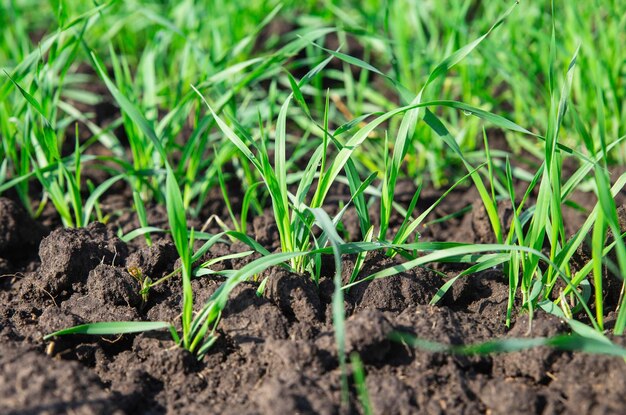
xmin=125 ymin=239 xmax=179 ymax=280
xmin=345 ymin=251 xmax=443 ymax=313
xmin=263 ymin=267 xmax=322 ymax=322
xmin=0 ymin=344 xmax=126 ymax=415
xmin=0 ymin=198 xmax=46 ymax=273
xmin=36 ymin=222 xmax=128 ymax=299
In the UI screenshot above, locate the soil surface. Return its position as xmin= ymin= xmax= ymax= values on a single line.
xmin=2 ymin=169 xmax=626 ymax=415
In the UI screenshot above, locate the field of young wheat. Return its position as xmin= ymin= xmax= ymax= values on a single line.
xmin=1 ymin=1 xmax=625 ymax=413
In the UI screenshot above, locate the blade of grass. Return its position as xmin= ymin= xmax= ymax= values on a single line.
xmin=44 ymin=321 xmax=173 ymax=340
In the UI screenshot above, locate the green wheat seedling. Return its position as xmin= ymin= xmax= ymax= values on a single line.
xmin=568 ymin=97 xmax=626 ymax=333
xmin=427 ymin=35 xmax=626 ymax=332
xmin=0 ymin=5 xmax=136 ymax=224
xmin=389 ymin=322 xmax=626 ymax=358
xmin=376 ymin=3 xmax=518 ymax=242
xmin=42 ymin=48 xmax=355 ymax=359
xmin=192 ymin=53 xmax=382 ymax=278
xmin=4 ymin=68 xmax=124 ymax=227
xmin=495 ymin=9 xmax=626 ymax=331
xmin=350 ymin=352 xmax=373 ymax=415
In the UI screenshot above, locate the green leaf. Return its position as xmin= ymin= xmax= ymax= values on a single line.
xmin=90 ymin=51 xmax=166 ymax=160
xmin=165 ymin=167 xmax=192 ymax=346
xmin=44 ymin=321 xmax=172 ymax=340
xmin=389 ymin=330 xmax=626 ymax=358
xmin=309 ymin=207 xmax=348 ymax=404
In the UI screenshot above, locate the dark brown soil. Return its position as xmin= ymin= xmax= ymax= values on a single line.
xmin=2 ymin=180 xmax=626 ymax=415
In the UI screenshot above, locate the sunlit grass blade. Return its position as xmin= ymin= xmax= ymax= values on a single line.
xmin=89 ymin=50 xmax=166 ymax=160
xmin=165 ymin=167 xmax=192 ymax=347
xmin=309 ymin=207 xmax=348 ymax=406
xmin=389 ymin=329 xmax=626 ymax=358
xmin=350 ymin=353 xmax=372 ymax=415
xmin=44 ymin=321 xmax=173 ymax=340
